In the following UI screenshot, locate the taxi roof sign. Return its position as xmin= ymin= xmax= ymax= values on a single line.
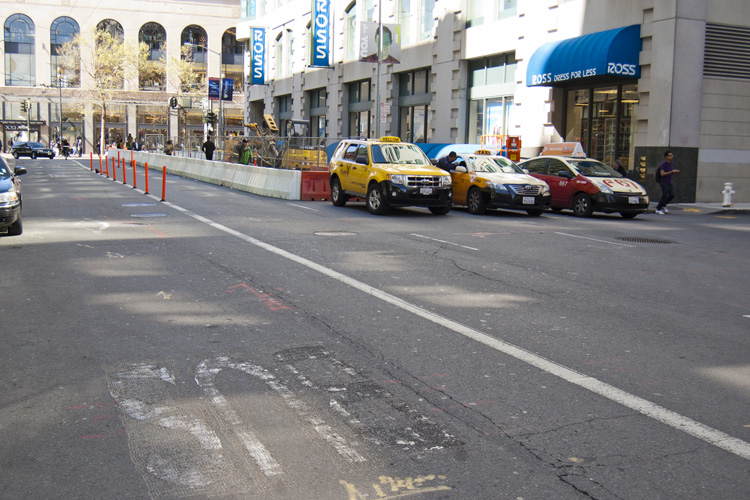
xmin=379 ymin=136 xmax=401 ymax=143
xmin=541 ymin=142 xmax=586 ymax=158
xmin=474 ymin=149 xmax=493 ymax=155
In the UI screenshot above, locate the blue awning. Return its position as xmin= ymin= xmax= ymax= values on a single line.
xmin=526 ymin=25 xmax=641 ymax=87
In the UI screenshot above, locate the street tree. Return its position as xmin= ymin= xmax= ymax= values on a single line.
xmin=167 ymin=45 xmax=208 ymax=145
xmin=57 ymin=27 xmax=149 ymax=154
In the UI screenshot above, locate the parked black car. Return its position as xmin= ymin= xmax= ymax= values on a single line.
xmin=0 ymin=159 xmax=26 ymax=236
xmin=11 ymin=141 xmax=55 ymax=159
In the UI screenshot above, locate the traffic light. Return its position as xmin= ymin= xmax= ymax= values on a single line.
xmin=169 ymin=96 xmax=178 ymax=108
xmin=206 ymin=111 xmax=217 ymax=123
xmin=20 ymin=101 xmax=27 ymax=112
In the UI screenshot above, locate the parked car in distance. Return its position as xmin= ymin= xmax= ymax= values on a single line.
xmin=518 ymin=155 xmax=649 ymax=218
xmin=329 ymin=136 xmax=453 ymax=215
xmin=11 ymin=141 xmax=56 ymax=159
xmin=448 ymin=150 xmax=550 ymax=215
xmin=0 ymin=159 xmax=26 ymax=236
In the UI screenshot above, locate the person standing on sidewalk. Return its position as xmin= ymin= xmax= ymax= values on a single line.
xmin=656 ymin=150 xmax=680 ymax=214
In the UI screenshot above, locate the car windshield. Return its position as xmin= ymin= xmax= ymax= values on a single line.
xmin=372 ymin=144 xmax=431 ymax=165
xmin=469 ymin=156 xmax=524 ymax=174
xmin=30 ymin=142 xmax=45 ymax=148
xmin=567 ymin=159 xmax=621 ymax=178
xmin=0 ymin=164 xmax=9 ymax=177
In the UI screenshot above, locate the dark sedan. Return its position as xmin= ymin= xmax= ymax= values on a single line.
xmin=11 ymin=141 xmax=55 ymax=159
xmin=0 ymin=160 xmax=26 ymax=236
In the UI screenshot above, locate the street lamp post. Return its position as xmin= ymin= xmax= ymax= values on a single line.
xmin=58 ymin=72 xmax=63 ymax=144
xmin=184 ymin=42 xmax=227 ymax=139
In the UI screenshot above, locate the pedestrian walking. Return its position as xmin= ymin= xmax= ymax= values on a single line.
xmin=164 ymin=139 xmax=174 ymax=156
xmin=202 ymin=137 xmax=216 ymax=161
xmin=656 ymin=150 xmax=680 ymax=214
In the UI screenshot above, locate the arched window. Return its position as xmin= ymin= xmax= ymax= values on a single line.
xmin=4 ymin=14 xmax=35 ymax=86
xmin=51 ymin=17 xmax=80 ymax=87
xmin=139 ymin=22 xmax=166 ymax=90
xmin=97 ymin=19 xmax=123 ymax=41
xmin=181 ymin=25 xmax=208 ymax=90
xmin=222 ymin=28 xmax=244 ymax=88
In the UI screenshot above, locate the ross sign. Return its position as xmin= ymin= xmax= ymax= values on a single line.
xmin=311 ymin=0 xmax=331 ymax=67
xmin=221 ymin=78 xmax=234 ymax=101
xmin=208 ymin=78 xmax=220 ymax=100
xmin=251 ymin=28 xmax=266 ymax=85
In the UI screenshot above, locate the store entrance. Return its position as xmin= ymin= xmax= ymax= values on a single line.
xmin=565 ymin=84 xmax=638 ymax=172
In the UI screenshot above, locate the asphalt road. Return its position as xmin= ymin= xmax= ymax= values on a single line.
xmin=2 ymin=157 xmax=749 ymax=500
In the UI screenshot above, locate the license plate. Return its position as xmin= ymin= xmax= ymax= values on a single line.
xmin=420 ymin=187 xmax=433 ymax=195
xmin=628 ymin=196 xmax=639 ymax=204
xmin=522 ymin=196 xmax=534 ymax=205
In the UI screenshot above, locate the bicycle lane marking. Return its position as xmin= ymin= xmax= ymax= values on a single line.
xmin=159 ymin=199 xmax=750 ymax=462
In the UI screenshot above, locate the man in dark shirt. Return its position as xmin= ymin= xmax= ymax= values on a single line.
xmin=436 ymin=151 xmax=457 ymax=172
xmin=202 ymin=137 xmax=216 ymax=161
xmin=656 ymin=150 xmax=680 ymax=214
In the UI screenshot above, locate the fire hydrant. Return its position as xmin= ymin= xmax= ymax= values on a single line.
xmin=722 ymin=182 xmax=735 ymax=207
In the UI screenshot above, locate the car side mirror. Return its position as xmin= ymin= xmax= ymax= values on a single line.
xmin=14 ymin=167 xmax=27 ymax=176
xmin=356 ymin=155 xmax=368 ymax=165
xmin=557 ymin=170 xmax=572 ymax=179
xmin=455 ymin=166 xmax=467 ymax=173
xmin=430 ymin=158 xmax=437 ymax=165
xmin=522 ymin=168 xmax=530 ymax=174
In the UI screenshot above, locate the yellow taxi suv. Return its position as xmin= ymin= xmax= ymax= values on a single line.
xmin=449 ymin=151 xmax=551 ymax=216
xmin=329 ymin=137 xmax=453 ymax=215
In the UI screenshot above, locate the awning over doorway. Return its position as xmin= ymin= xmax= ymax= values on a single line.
xmin=526 ymin=25 xmax=641 ymax=87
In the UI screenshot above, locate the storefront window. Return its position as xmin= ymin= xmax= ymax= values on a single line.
xmin=348 ymin=79 xmax=371 ymax=137
xmin=398 ymin=69 xmax=430 ymax=142
xmin=4 ymin=14 xmax=36 ymax=87
xmin=565 ymin=84 xmax=638 ymax=171
xmin=308 ymin=88 xmax=327 ymax=137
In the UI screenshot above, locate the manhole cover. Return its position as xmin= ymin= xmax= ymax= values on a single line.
xmin=315 ymin=231 xmax=357 ymax=236
xmin=616 ymin=236 xmax=674 ymax=244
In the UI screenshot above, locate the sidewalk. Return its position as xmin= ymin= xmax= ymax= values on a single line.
xmin=650 ymin=202 xmax=750 ymax=215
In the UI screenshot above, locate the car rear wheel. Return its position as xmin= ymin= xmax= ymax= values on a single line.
xmin=366 ymin=182 xmax=389 ymax=215
xmin=572 ymin=193 xmax=593 ymax=217
xmin=8 ymin=214 xmax=22 ymax=236
xmin=330 ymin=178 xmax=347 ymax=207
xmin=467 ymin=187 xmax=487 ymax=215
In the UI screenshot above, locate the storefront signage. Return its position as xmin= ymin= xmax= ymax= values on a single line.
xmin=311 ymin=0 xmax=331 ymax=67
xmin=221 ymin=78 xmax=233 ymax=101
xmin=526 ymin=25 xmax=641 ymax=87
xmin=251 ymin=28 xmax=266 ymax=85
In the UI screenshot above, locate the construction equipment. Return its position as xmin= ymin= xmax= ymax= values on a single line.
xmin=244 ymin=114 xmax=327 ymax=170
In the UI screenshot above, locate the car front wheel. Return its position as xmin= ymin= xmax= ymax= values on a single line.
xmin=366 ymin=182 xmax=389 ymax=215
xmin=31 ymin=152 xmax=37 ymax=160
xmin=572 ymin=193 xmax=593 ymax=217
xmin=8 ymin=213 xmax=22 ymax=236
xmin=331 ymin=178 xmax=347 ymax=207
xmin=467 ymin=187 xmax=487 ymax=215
xmin=12 ymin=151 xmax=19 ymax=159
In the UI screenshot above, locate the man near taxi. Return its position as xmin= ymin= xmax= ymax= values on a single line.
xmin=656 ymin=150 xmax=679 ymax=215
xmin=437 ymin=151 xmax=457 ymax=172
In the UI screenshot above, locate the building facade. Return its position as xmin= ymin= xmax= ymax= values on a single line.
xmin=239 ymin=0 xmax=750 ymax=203
xmin=1 ymin=0 xmax=244 ymax=154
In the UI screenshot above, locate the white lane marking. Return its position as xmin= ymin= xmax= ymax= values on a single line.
xmin=288 ymin=203 xmax=319 ymax=211
xmin=411 ymin=233 xmax=479 ymax=251
xmin=555 ymin=231 xmax=635 ymax=248
xmin=147 ymin=193 xmax=750 ymax=461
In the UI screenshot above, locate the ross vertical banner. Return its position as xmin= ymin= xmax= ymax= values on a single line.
xmin=251 ymin=28 xmax=266 ymax=85
xmin=311 ymin=0 xmax=331 ymax=67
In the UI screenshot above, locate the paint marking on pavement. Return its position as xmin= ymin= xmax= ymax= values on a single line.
xmin=555 ymin=231 xmax=635 ymax=247
xmin=158 ymin=199 xmax=750 ymax=462
xmin=411 ymin=233 xmax=479 ymax=251
xmin=288 ymin=203 xmax=319 ymax=211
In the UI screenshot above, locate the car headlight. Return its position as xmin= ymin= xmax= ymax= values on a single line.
xmin=542 ymin=184 xmax=551 ymax=195
xmin=440 ymin=175 xmax=452 ymax=186
xmin=389 ymin=174 xmax=405 ymax=185
xmin=0 ymin=189 xmax=19 ymax=206
xmin=487 ymin=182 xmax=508 ymax=192
xmin=593 ymin=181 xmax=614 ymax=194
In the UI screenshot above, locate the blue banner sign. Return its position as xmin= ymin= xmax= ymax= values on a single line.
xmin=311 ymin=0 xmax=331 ymax=67
xmin=208 ymin=77 xmax=220 ymax=100
xmin=251 ymin=28 xmax=266 ymax=85
xmin=221 ymin=78 xmax=233 ymax=101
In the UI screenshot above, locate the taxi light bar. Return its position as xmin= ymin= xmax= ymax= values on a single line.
xmin=379 ymin=136 xmax=401 ymax=143
xmin=474 ymin=149 xmax=492 ymax=155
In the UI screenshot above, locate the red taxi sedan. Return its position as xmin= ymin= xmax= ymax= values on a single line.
xmin=519 ymin=155 xmax=649 ymax=218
